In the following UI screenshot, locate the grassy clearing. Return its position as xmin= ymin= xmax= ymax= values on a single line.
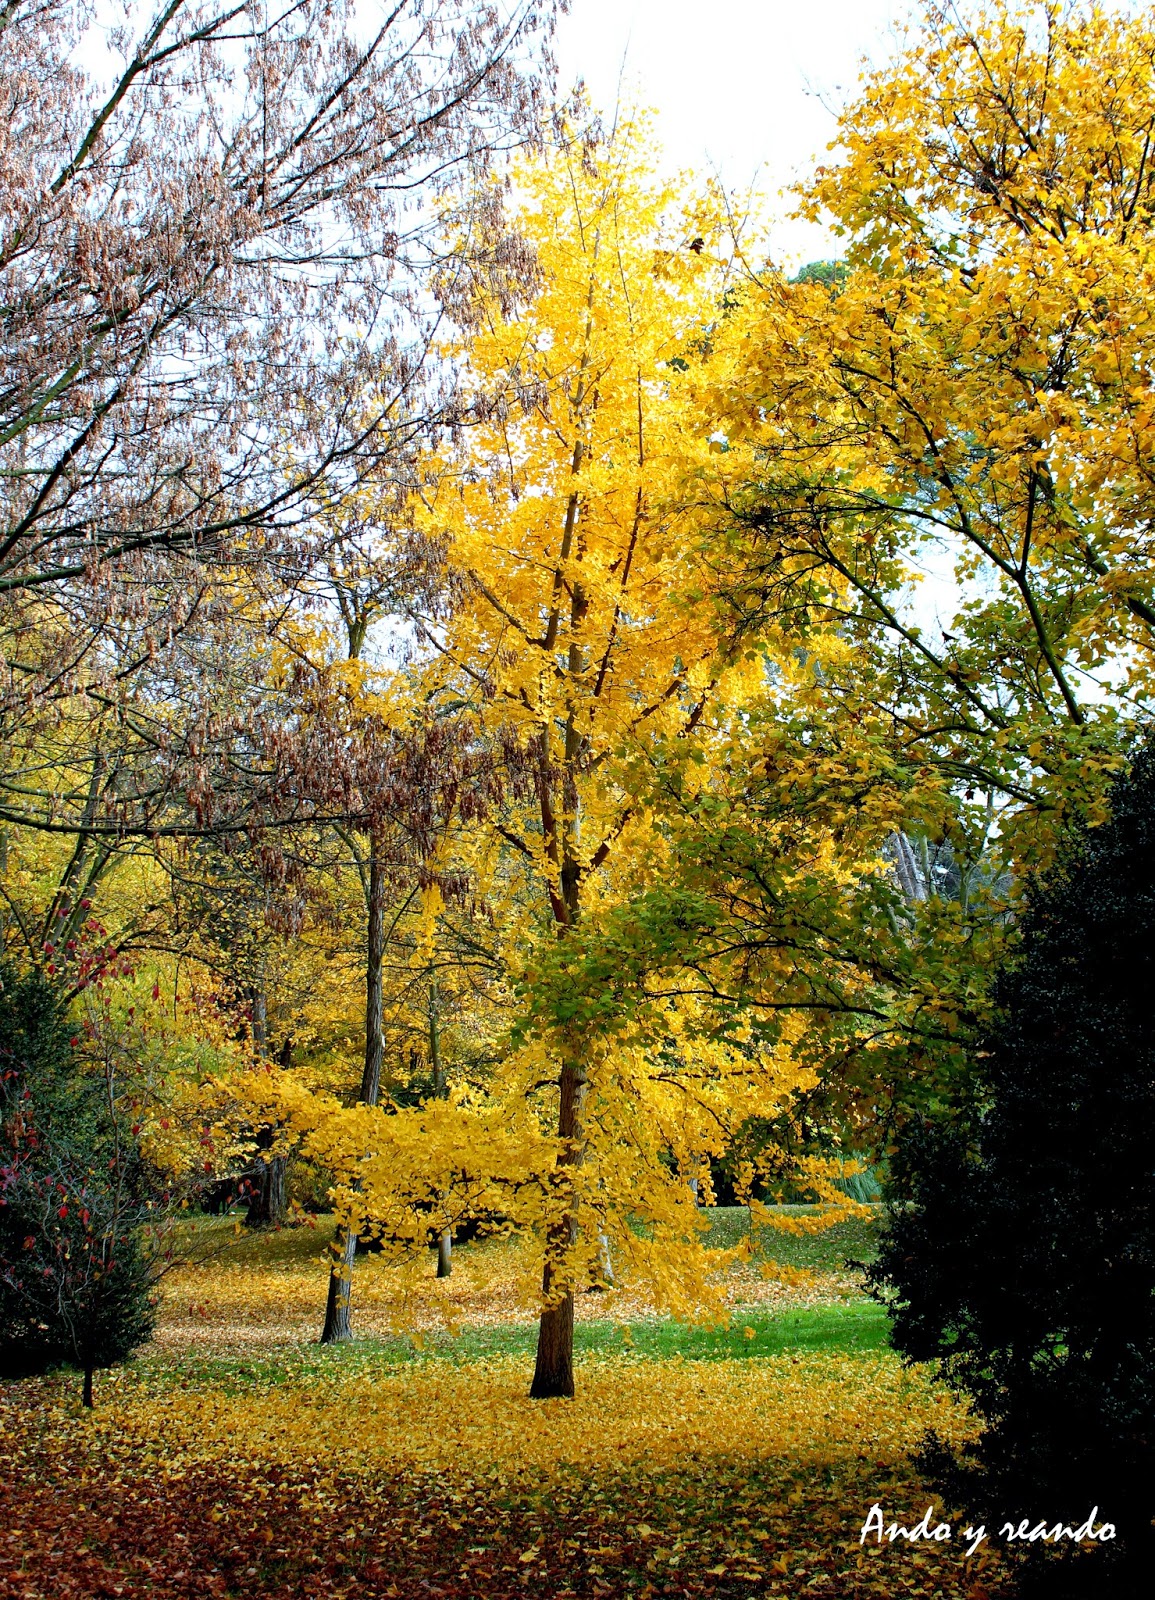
xmin=141 ymin=1203 xmax=887 ymax=1394
xmin=147 ymin=1302 xmax=891 ymax=1392
xmin=402 ymin=1299 xmax=890 ymax=1364
xmin=152 ymin=1204 xmax=881 ymax=1360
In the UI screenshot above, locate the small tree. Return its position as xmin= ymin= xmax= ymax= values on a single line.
xmin=870 ymin=747 xmax=1155 ymax=1596
xmin=0 ymin=965 xmax=156 ymax=1405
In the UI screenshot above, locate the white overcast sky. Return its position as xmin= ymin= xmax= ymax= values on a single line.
xmin=554 ymin=0 xmax=910 ymax=269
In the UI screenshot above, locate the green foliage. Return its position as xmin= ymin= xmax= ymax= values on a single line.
xmin=790 ymin=260 xmax=847 ymax=288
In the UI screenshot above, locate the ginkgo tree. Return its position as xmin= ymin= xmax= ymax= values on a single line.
xmin=414 ymin=117 xmax=863 ymax=1397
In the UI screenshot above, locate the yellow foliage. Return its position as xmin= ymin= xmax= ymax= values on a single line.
xmin=391 ymin=114 xmax=861 ymax=1323
xmin=699 ymin=0 xmax=1155 ymax=873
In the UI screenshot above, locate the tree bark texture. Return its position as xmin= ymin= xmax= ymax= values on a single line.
xmin=245 ymin=1137 xmax=288 ymax=1227
xmin=530 ymin=1055 xmax=588 ymax=1399
xmin=320 ymin=1227 xmax=358 ymax=1345
xmin=321 ymin=838 xmax=385 ymax=1344
xmin=428 ymin=981 xmax=454 ymax=1278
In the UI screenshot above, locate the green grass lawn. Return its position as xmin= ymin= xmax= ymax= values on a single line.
xmin=415 ymin=1300 xmax=890 ymax=1363
xmin=703 ymin=1202 xmax=882 ymax=1272
xmin=148 ymin=1300 xmax=891 ymax=1392
xmin=152 ymin=1204 xmax=890 ymax=1390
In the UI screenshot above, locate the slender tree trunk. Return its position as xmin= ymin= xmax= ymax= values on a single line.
xmin=428 ymin=980 xmax=454 ymax=1279
xmin=321 ymin=837 xmax=385 ymax=1344
xmin=321 ymin=1227 xmax=358 ymax=1343
xmin=251 ymin=984 xmax=268 ymax=1054
xmin=589 ymin=1229 xmax=614 ymax=1290
xmin=82 ymin=1364 xmax=94 ymax=1408
xmin=429 ymin=981 xmax=444 ymax=1098
xmin=530 ymin=1054 xmax=588 ymax=1399
xmin=245 ymin=985 xmax=288 ymax=1228
xmin=530 ymin=511 xmax=593 ymax=1396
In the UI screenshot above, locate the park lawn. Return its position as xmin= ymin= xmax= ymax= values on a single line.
xmin=150 ymin=1205 xmax=879 ymax=1351
xmin=0 ymin=1208 xmax=1014 ymax=1600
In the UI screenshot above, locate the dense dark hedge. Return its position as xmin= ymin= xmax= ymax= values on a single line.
xmin=870 ymin=747 xmax=1155 ymax=1596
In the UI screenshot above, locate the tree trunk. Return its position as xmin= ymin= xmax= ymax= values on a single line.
xmin=428 ymin=980 xmax=453 ymax=1278
xmin=245 ymin=1142 xmax=287 ymax=1227
xmin=82 ymin=1364 xmax=94 ymax=1408
xmin=530 ymin=1055 xmax=588 ymax=1399
xmin=244 ymin=986 xmax=289 ymax=1228
xmin=429 ymin=982 xmax=444 ymax=1098
xmin=529 ymin=534 xmax=592 ymax=1397
xmin=588 ymin=1229 xmax=614 ymax=1290
xmin=252 ymin=984 xmax=267 ymax=1054
xmin=320 ymin=837 xmax=385 ymax=1344
xmin=320 ymin=1227 xmax=358 ymax=1344
xmin=531 ymin=1272 xmax=576 ymax=1397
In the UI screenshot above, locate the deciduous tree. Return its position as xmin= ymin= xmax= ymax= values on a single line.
xmin=418 ymin=117 xmax=835 ymax=1396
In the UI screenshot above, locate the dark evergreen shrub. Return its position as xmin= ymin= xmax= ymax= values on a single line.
xmin=870 ymin=746 xmax=1155 ymax=1596
xmin=0 ymin=964 xmax=156 ymax=1403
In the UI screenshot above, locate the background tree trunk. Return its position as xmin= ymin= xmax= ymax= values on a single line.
xmin=245 ymin=987 xmax=288 ymax=1227
xmin=530 ymin=1054 xmax=588 ymax=1398
xmin=428 ymin=980 xmax=454 ymax=1279
xmin=321 ymin=1228 xmax=358 ymax=1344
xmin=245 ymin=1137 xmax=287 ymax=1227
xmin=0 ymin=827 xmax=8 ymax=954
xmin=591 ymin=1229 xmax=614 ymax=1290
xmin=321 ymin=837 xmax=385 ymax=1343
